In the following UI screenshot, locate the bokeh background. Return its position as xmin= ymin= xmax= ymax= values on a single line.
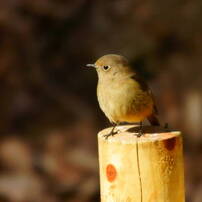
xmin=0 ymin=0 xmax=202 ymax=201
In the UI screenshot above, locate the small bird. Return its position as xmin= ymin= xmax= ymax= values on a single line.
xmin=87 ymin=54 xmax=160 ymax=138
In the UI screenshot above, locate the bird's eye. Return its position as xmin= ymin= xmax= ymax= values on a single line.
xmin=103 ymin=65 xmax=110 ymax=71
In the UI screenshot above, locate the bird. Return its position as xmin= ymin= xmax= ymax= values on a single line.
xmin=87 ymin=54 xmax=160 ymax=139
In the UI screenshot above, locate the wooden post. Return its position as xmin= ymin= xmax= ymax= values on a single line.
xmin=98 ymin=125 xmax=185 ymax=202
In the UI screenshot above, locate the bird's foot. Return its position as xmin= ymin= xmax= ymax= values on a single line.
xmin=137 ymin=130 xmax=143 ymax=137
xmin=133 ymin=131 xmax=143 ymax=138
xmin=104 ymin=128 xmax=118 ymax=140
xmin=103 ymin=123 xmax=120 ymax=140
xmin=137 ymin=121 xmax=143 ymax=137
xmin=133 ymin=123 xmax=144 ymax=137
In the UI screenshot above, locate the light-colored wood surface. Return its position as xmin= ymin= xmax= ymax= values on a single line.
xmin=98 ymin=125 xmax=185 ymax=202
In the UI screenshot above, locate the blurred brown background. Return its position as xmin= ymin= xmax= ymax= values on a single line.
xmin=0 ymin=0 xmax=201 ymax=201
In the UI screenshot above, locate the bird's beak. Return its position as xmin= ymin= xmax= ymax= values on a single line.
xmin=86 ymin=64 xmax=97 ymax=68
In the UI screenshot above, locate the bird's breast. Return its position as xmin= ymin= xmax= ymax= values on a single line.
xmin=97 ymin=79 xmax=153 ymax=123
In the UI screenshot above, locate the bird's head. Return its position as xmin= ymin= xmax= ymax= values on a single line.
xmin=86 ymin=54 xmax=133 ymax=81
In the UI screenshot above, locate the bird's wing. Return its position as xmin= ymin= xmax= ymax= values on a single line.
xmin=130 ymin=74 xmax=158 ymax=115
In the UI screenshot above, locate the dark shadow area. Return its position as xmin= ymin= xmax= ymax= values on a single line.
xmin=126 ymin=125 xmax=172 ymax=134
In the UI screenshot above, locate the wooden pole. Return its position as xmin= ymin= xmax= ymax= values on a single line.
xmin=98 ymin=125 xmax=185 ymax=202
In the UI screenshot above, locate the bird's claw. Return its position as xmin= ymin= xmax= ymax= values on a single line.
xmin=137 ymin=131 xmax=143 ymax=137
xmin=137 ymin=122 xmax=143 ymax=137
xmin=104 ymin=130 xmax=118 ymax=140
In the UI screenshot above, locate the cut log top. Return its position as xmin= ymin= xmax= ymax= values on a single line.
xmin=98 ymin=124 xmax=181 ymax=143
xmin=98 ymin=124 xmax=185 ymax=202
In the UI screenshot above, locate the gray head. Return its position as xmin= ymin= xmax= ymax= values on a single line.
xmin=87 ymin=54 xmax=134 ymax=81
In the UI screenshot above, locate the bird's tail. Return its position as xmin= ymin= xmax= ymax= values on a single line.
xmin=147 ymin=114 xmax=160 ymax=126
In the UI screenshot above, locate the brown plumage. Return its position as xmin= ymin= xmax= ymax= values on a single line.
xmin=87 ymin=54 xmax=160 ymax=133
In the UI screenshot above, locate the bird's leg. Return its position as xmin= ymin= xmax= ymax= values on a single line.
xmin=164 ymin=122 xmax=170 ymax=132
xmin=137 ymin=121 xmax=143 ymax=137
xmin=104 ymin=123 xmax=118 ymax=140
